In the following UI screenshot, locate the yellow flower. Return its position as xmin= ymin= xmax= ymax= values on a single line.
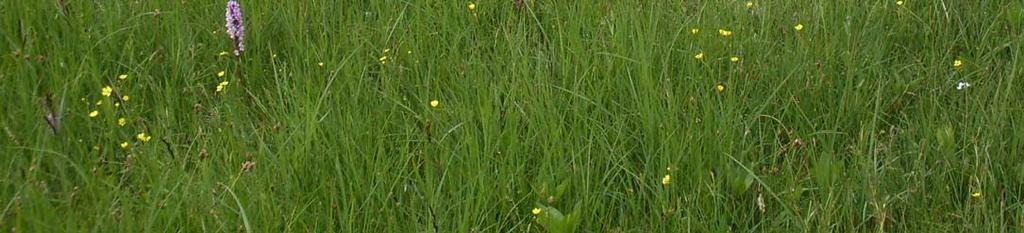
xmin=101 ymin=86 xmax=113 ymax=97
xmin=95 ymin=100 xmax=103 ymax=106
xmin=715 ymin=83 xmax=726 ymax=93
xmin=896 ymin=1 xmax=904 ymax=6
xmin=216 ymin=81 xmax=229 ymax=93
xmin=121 ymin=95 xmax=130 ymax=102
xmin=88 ymin=110 xmax=99 ymax=118
xmin=118 ymin=74 xmax=128 ymax=80
xmin=468 ymin=2 xmax=476 ymax=11
xmin=384 ymin=48 xmax=391 ymax=54
xmin=971 ymin=192 xmax=982 ymax=198
xmin=318 ymin=62 xmax=325 ymax=67
xmin=695 ymin=52 xmax=704 ymax=60
xmin=718 ymin=29 xmax=733 ymax=37
xmin=430 ymin=100 xmax=440 ymax=108
xmin=118 ymin=118 xmax=128 ymax=126
xmin=114 ymin=102 xmax=121 ymax=107
xmin=217 ymin=70 xmax=226 ymax=77
xmin=691 ymin=28 xmax=700 ymax=35
xmin=730 ymin=57 xmax=740 ymax=62
xmin=379 ymin=56 xmax=388 ymax=64
xmin=794 ymin=24 xmax=804 ymax=31
xmin=531 ymin=208 xmax=542 ymax=215
xmin=218 ymin=51 xmax=230 ymax=56
xmin=136 ymin=133 xmax=152 ymax=143
xmin=661 ymin=174 xmax=671 ymax=185
xmin=954 ymin=59 xmax=963 ymax=68
xmin=120 ymin=142 xmax=129 ymax=149
xmin=745 ymin=1 xmax=754 ymax=8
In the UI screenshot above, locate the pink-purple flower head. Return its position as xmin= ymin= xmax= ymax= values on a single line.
xmin=225 ymin=0 xmax=245 ymax=56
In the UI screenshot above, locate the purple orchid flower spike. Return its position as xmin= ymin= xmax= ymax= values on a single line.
xmin=225 ymin=0 xmax=245 ymax=56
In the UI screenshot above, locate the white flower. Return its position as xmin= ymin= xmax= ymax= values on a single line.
xmin=956 ymin=81 xmax=972 ymax=90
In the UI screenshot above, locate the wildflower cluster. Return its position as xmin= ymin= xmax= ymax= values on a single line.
xmin=85 ymin=73 xmax=152 ymax=156
xmin=225 ymin=0 xmax=245 ymax=56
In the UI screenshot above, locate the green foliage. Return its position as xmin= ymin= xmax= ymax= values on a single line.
xmin=1 ymin=0 xmax=1023 ymax=232
xmin=534 ymin=202 xmax=582 ymax=233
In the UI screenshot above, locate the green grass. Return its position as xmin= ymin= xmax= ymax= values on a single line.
xmin=2 ymin=0 xmax=1024 ymax=232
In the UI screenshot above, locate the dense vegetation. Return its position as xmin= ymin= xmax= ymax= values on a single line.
xmin=3 ymin=0 xmax=1024 ymax=232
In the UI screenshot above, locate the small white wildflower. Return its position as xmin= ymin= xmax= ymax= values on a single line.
xmin=956 ymin=81 xmax=971 ymax=90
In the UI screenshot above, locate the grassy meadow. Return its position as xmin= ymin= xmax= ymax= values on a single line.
xmin=3 ymin=0 xmax=1024 ymax=232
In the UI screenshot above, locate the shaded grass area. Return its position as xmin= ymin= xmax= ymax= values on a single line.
xmin=2 ymin=0 xmax=1024 ymax=232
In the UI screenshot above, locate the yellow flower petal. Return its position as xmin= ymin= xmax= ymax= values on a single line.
xmin=661 ymin=174 xmax=672 ymax=185
xmin=531 ymin=208 xmax=542 ymax=215
xmin=216 ymin=81 xmax=229 ymax=93
xmin=101 ymin=86 xmax=113 ymax=97
xmin=118 ymin=118 xmax=128 ymax=126
xmin=430 ymin=100 xmax=440 ymax=108
xmin=136 ymin=133 xmax=152 ymax=143
xmin=88 ymin=110 xmax=99 ymax=118
xmin=217 ymin=71 xmax=226 ymax=77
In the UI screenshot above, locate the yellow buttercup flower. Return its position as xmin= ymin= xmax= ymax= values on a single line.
xmin=691 ymin=28 xmax=700 ymax=35
xmin=896 ymin=1 xmax=904 ymax=6
xmin=718 ymin=29 xmax=733 ymax=37
xmin=695 ymin=52 xmax=704 ymax=60
xmin=715 ymin=84 xmax=726 ymax=93
xmin=95 ymin=100 xmax=103 ymax=106
xmin=120 ymin=142 xmax=129 ymax=149
xmin=136 ymin=133 xmax=152 ymax=143
xmin=730 ymin=57 xmax=740 ymax=62
xmin=88 ymin=110 xmax=99 ymax=118
xmin=216 ymin=81 xmax=229 ymax=93
xmin=794 ymin=24 xmax=804 ymax=31
xmin=118 ymin=74 xmax=128 ymax=80
xmin=661 ymin=174 xmax=671 ymax=185
xmin=101 ymin=86 xmax=113 ymax=97
xmin=318 ymin=62 xmax=325 ymax=67
xmin=121 ymin=95 xmax=130 ymax=102
xmin=118 ymin=118 xmax=128 ymax=126
xmin=954 ymin=59 xmax=963 ymax=69
xmin=379 ymin=56 xmax=388 ymax=64
xmin=745 ymin=1 xmax=754 ymax=8
xmin=468 ymin=2 xmax=476 ymax=11
xmin=218 ymin=51 xmax=230 ymax=56
xmin=531 ymin=208 xmax=542 ymax=215
xmin=971 ymin=192 xmax=982 ymax=198
xmin=430 ymin=100 xmax=440 ymax=108
xmin=217 ymin=70 xmax=226 ymax=77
